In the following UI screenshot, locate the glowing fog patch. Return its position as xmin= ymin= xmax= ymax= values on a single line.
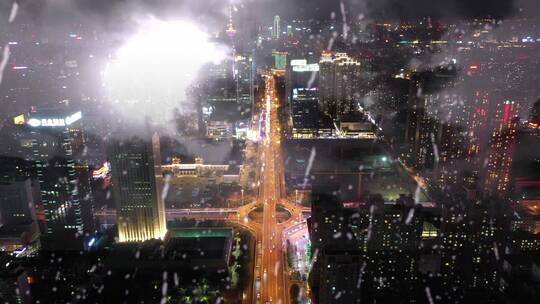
xmin=103 ymin=18 xmax=227 ymax=123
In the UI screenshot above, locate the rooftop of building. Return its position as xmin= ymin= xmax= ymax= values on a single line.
xmin=107 ymin=228 xmax=233 ymax=272
xmin=166 ymin=228 xmax=232 ymax=239
xmin=0 ymin=221 xmax=35 ymax=238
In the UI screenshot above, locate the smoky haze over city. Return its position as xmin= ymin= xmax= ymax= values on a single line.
xmin=2 ymin=0 xmax=540 ymax=303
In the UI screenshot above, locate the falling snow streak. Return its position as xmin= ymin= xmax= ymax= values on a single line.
xmin=356 ymin=261 xmax=367 ymax=289
xmin=493 ymin=241 xmax=500 ymax=261
xmin=308 ymin=248 xmax=319 ymax=271
xmin=274 ymin=260 xmax=280 ymax=277
xmin=326 ymin=32 xmax=337 ymax=51
xmin=425 ymin=286 xmax=434 ymax=304
xmin=8 ymin=1 xmax=19 ymax=23
xmin=340 ymin=1 xmax=349 ymax=40
xmin=161 ymin=174 xmax=171 ymax=201
xmin=1 ymin=1 xmax=18 ymax=85
xmin=405 ymin=207 xmax=415 ymax=225
xmin=0 ymin=45 xmax=10 ymax=85
xmin=414 ymin=184 xmax=422 ymax=205
xmin=307 ymin=70 xmax=317 ymax=89
xmin=430 ymin=133 xmax=440 ymax=165
xmin=160 ymin=271 xmax=168 ymax=304
xmin=366 ymin=204 xmax=375 ymax=242
xmin=302 ymin=147 xmax=316 ymax=190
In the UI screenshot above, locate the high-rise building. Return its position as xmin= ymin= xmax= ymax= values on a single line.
xmin=512 ymin=100 xmax=540 ymax=200
xmin=234 ymin=55 xmax=253 ymax=105
xmin=272 ymin=51 xmax=288 ymax=70
xmin=319 ymin=52 xmax=334 ymax=118
xmin=0 ymin=177 xmax=40 ymax=252
xmin=291 ymin=87 xmax=319 ymax=138
xmin=109 ymin=133 xmax=166 ymax=242
xmin=289 ymin=60 xmax=320 ymax=138
xmin=483 ymin=100 xmax=521 ymax=197
xmin=432 ymin=93 xmax=468 ymax=187
xmin=334 ymin=53 xmax=362 ymax=117
xmin=466 ymin=90 xmax=491 ymax=169
xmin=308 ymin=187 xmax=427 ymax=303
xmin=318 ymin=52 xmax=362 ymax=120
xmin=403 ymin=75 xmax=439 ymax=171
xmin=273 ymin=15 xmax=280 ymax=39
xmin=308 ymin=189 xmax=362 ymax=304
xmin=19 ymin=110 xmax=89 ymax=241
xmin=225 ymin=5 xmax=236 ymax=39
xmin=0 ymin=178 xmax=36 ymax=227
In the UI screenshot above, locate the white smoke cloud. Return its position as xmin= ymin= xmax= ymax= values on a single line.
xmin=102 ymin=17 xmax=229 ymax=127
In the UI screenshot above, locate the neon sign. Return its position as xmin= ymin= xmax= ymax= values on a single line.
xmin=27 ymin=111 xmax=82 ymax=127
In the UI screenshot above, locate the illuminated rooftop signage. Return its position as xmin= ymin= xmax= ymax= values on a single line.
xmin=26 ymin=111 xmax=82 ymax=128
xmin=290 ymin=59 xmax=307 ymax=66
xmin=292 ymin=63 xmax=319 ymax=72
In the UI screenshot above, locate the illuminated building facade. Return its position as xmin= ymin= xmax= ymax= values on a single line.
xmin=404 ymin=76 xmax=438 ymax=171
xmin=466 ymin=90 xmax=491 ymax=169
xmin=289 ymin=59 xmax=320 ymax=138
xmin=318 ymin=52 xmax=362 ymax=120
xmin=20 ymin=110 xmax=87 ymax=238
xmin=319 ymin=52 xmax=334 ymax=118
xmin=291 ymin=87 xmax=319 ymax=138
xmin=273 ymin=15 xmax=280 ymax=39
xmin=109 ymin=133 xmax=166 ymax=242
xmin=0 ymin=178 xmax=36 ymax=227
xmin=483 ymin=100 xmax=520 ymax=197
xmin=334 ymin=53 xmax=362 ymax=117
xmin=432 ymin=92 xmax=468 ymax=187
xmin=225 ymin=5 xmax=236 ymax=39
xmin=234 ymin=55 xmax=253 ymax=105
xmin=336 ymin=54 xmax=362 ymax=115
xmin=511 ymin=99 xmax=540 ymax=201
xmin=0 ymin=177 xmax=40 ymax=252
xmin=206 ymin=120 xmax=234 ymax=140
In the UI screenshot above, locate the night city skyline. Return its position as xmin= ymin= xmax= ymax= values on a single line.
xmin=1 ymin=0 xmax=540 ymax=303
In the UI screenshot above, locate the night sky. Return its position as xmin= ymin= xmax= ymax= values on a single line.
xmin=10 ymin=0 xmax=540 ymax=24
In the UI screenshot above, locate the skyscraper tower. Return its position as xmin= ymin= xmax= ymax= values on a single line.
xmin=318 ymin=52 xmax=362 ymax=120
xmin=403 ymin=74 xmax=439 ymax=171
xmin=109 ymin=133 xmax=166 ymax=242
xmin=273 ymin=15 xmax=281 ymax=39
xmin=22 ymin=110 xmax=87 ymax=238
xmin=319 ymin=52 xmax=334 ymax=117
xmin=225 ymin=5 xmax=237 ymax=39
xmin=333 ymin=53 xmax=362 ymax=117
xmin=483 ymin=99 xmax=520 ymax=197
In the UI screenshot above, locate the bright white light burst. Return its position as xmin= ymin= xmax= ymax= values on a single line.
xmin=103 ymin=18 xmax=227 ymax=124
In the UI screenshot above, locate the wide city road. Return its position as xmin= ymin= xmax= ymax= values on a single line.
xmin=258 ymin=71 xmax=286 ymax=304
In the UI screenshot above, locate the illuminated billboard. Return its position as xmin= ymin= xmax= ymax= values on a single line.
xmin=292 ymin=63 xmax=319 ymax=72
xmin=27 ymin=111 xmax=82 ymax=128
xmin=13 ymin=114 xmax=26 ymax=125
xmin=290 ymin=59 xmax=307 ymax=66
